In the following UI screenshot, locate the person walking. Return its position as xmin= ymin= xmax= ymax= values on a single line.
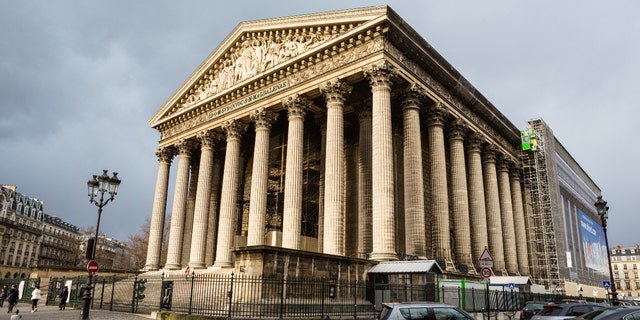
xmin=0 ymin=284 xmax=7 ymax=307
xmin=58 ymin=286 xmax=69 ymax=310
xmin=7 ymin=285 xmax=18 ymax=313
xmin=30 ymin=285 xmax=41 ymax=312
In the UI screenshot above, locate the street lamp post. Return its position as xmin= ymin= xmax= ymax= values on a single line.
xmin=82 ymin=170 xmax=121 ymax=320
xmin=595 ymin=195 xmax=619 ymax=306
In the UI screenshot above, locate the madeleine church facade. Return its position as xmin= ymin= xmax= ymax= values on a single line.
xmin=144 ymin=6 xmax=533 ymax=278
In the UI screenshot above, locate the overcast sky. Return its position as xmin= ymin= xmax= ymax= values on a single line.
xmin=1 ymin=1 xmax=638 ymax=247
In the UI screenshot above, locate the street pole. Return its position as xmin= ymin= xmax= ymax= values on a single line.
xmin=83 ymin=170 xmax=120 ymax=320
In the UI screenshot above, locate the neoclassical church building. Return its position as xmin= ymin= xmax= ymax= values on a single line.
xmin=144 ymin=6 xmax=605 ymax=290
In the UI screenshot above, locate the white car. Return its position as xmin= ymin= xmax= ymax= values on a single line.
xmin=378 ymin=302 xmax=476 ymax=320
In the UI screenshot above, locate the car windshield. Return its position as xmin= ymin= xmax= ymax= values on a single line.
xmin=578 ymin=308 xmax=622 ymax=320
xmin=432 ymin=306 xmax=475 ymax=320
xmin=538 ymin=306 xmax=566 ymax=316
xmin=525 ymin=303 xmax=546 ymax=310
xmin=379 ymin=305 xmax=394 ymax=319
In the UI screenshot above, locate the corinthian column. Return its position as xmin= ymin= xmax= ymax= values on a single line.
xmin=449 ymin=120 xmax=473 ymax=269
xmin=247 ymin=108 xmax=278 ymax=246
xmin=365 ymin=63 xmax=397 ymax=261
xmin=357 ymin=107 xmax=373 ymax=257
xmin=427 ymin=103 xmax=453 ymax=268
xmin=165 ymin=140 xmax=195 ymax=269
xmin=145 ymin=146 xmax=175 ymax=271
xmin=401 ymin=85 xmax=426 ymax=257
xmin=189 ymin=131 xmax=217 ymax=269
xmin=467 ymin=134 xmax=489 ymax=263
xmin=498 ymin=159 xmax=518 ymax=274
xmin=511 ymin=167 xmax=530 ymax=275
xmin=281 ymin=95 xmax=309 ymax=250
xmin=483 ymin=147 xmax=506 ymax=273
xmin=214 ymin=120 xmax=247 ymax=268
xmin=320 ymin=79 xmax=351 ymax=256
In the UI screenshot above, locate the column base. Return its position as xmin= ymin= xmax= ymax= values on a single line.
xmin=189 ymin=262 xmax=206 ymax=269
xmin=164 ymin=263 xmax=181 ymax=270
xmin=213 ymin=260 xmax=234 ymax=268
xmin=369 ymin=252 xmax=398 ymax=261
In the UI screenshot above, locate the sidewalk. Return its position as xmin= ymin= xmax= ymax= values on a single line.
xmin=2 ymin=304 xmax=154 ymax=320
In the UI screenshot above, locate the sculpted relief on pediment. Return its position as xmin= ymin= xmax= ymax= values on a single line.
xmin=173 ymin=24 xmax=361 ymax=116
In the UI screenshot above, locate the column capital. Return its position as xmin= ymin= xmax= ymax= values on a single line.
xmin=283 ymin=94 xmax=310 ymax=119
xmin=196 ymin=130 xmax=222 ymax=149
xmin=320 ymin=78 xmax=352 ymax=104
xmin=448 ymin=119 xmax=468 ymax=141
xmin=426 ymin=102 xmax=449 ymax=127
xmin=401 ymin=83 xmax=425 ymax=111
xmin=222 ymin=119 xmax=247 ymax=142
xmin=176 ymin=139 xmax=196 ymax=156
xmin=155 ymin=146 xmax=177 ymax=163
xmin=250 ymin=107 xmax=278 ymax=130
xmin=482 ymin=145 xmax=499 ymax=163
xmin=364 ymin=61 xmax=396 ymax=88
xmin=466 ymin=132 xmax=485 ymax=153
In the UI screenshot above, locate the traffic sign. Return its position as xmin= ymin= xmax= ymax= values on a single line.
xmin=87 ymin=260 xmax=99 ymax=275
xmin=508 ymin=283 xmax=515 ymax=290
xmin=479 ymin=260 xmax=494 ymax=268
xmin=481 ymin=267 xmax=492 ymax=278
xmin=479 ymin=247 xmax=494 ymax=262
xmin=603 ymin=280 xmax=611 ymax=289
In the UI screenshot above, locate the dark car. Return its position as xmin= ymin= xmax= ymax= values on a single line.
xmin=521 ymin=301 xmax=549 ymax=320
xmin=573 ymin=306 xmax=640 ymax=320
xmin=531 ymin=303 xmax=605 ymax=320
xmin=378 ymin=302 xmax=476 ymax=320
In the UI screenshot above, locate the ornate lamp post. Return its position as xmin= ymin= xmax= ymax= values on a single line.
xmin=594 ymin=195 xmax=618 ymax=306
xmin=82 ymin=170 xmax=121 ymax=320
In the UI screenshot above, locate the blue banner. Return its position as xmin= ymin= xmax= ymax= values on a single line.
xmin=580 ymin=210 xmax=608 ymax=275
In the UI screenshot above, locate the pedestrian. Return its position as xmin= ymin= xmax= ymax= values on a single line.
xmin=58 ymin=286 xmax=69 ymax=310
xmin=0 ymin=284 xmax=7 ymax=307
xmin=30 ymin=285 xmax=41 ymax=312
xmin=7 ymin=285 xmax=18 ymax=313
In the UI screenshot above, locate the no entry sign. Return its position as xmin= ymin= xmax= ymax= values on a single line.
xmin=87 ymin=260 xmax=99 ymax=275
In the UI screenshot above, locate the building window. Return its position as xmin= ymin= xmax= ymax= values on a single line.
xmin=625 ymin=272 xmax=629 ymax=279
xmin=624 ymin=264 xmax=628 ymax=270
xmin=615 ymin=265 xmax=619 ymax=270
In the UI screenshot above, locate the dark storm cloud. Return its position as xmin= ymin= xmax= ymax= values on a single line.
xmin=1 ymin=0 xmax=638 ymax=247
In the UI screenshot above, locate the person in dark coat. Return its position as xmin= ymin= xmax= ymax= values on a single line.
xmin=7 ymin=285 xmax=19 ymax=313
xmin=0 ymin=284 xmax=8 ymax=307
xmin=58 ymin=286 xmax=69 ymax=311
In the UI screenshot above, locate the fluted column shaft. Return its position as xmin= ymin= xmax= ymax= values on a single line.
xmin=467 ymin=135 xmax=489 ymax=262
xmin=214 ymin=120 xmax=247 ymax=268
xmin=402 ymin=87 xmax=425 ymax=257
xmin=145 ymin=147 xmax=175 ymax=270
xmin=321 ymin=79 xmax=351 ymax=256
xmin=511 ymin=169 xmax=530 ymax=275
xmin=498 ymin=160 xmax=518 ymax=274
xmin=282 ymin=96 xmax=309 ymax=249
xmin=205 ymin=158 xmax=223 ymax=266
xmin=357 ymin=109 xmax=373 ymax=256
xmin=483 ymin=148 xmax=506 ymax=273
xmin=365 ymin=63 xmax=397 ymax=261
xmin=449 ymin=122 xmax=473 ymax=267
xmin=315 ymin=115 xmax=327 ymax=253
xmin=189 ymin=131 xmax=217 ymax=268
xmin=427 ymin=103 xmax=452 ymax=265
xmin=165 ymin=140 xmax=194 ymax=269
xmin=181 ymin=162 xmax=199 ymax=266
xmin=247 ymin=108 xmax=278 ymax=246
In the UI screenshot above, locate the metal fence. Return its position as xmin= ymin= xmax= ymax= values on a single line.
xmin=44 ymin=273 xmax=602 ymax=319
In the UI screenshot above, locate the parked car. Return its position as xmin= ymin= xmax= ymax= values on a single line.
xmin=378 ymin=302 xmax=476 ymax=320
xmin=521 ymin=301 xmax=550 ymax=320
xmin=531 ymin=303 xmax=605 ymax=320
xmin=573 ymin=306 xmax=640 ymax=320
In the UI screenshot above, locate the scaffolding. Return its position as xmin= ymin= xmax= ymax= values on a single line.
xmin=519 ymin=120 xmax=561 ymax=291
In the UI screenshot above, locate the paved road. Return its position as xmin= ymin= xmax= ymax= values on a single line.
xmin=2 ymin=305 xmax=153 ymax=320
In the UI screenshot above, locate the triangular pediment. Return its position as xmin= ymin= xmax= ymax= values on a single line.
xmin=149 ymin=5 xmax=393 ymax=129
